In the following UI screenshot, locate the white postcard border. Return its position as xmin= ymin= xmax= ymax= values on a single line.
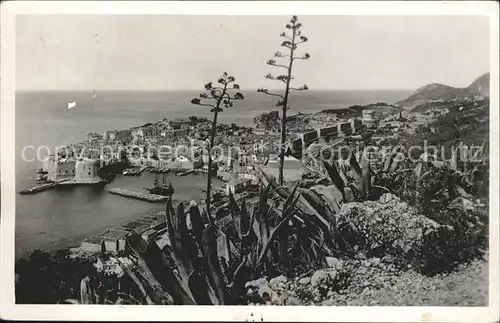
xmin=1 ymin=1 xmax=499 ymax=322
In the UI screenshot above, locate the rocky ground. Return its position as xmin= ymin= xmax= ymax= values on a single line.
xmin=245 ymin=254 xmax=488 ymax=306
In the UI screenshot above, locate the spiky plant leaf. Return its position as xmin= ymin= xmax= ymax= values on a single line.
xmin=361 ymin=155 xmax=372 ymax=199
xmin=256 ymin=193 xmax=300 ymax=265
xmin=202 ymin=225 xmax=229 ymax=304
xmin=322 ymin=160 xmax=347 ymax=197
xmin=189 ymin=205 xmax=205 ymax=252
xmin=228 ymin=190 xmax=242 ymax=239
xmin=349 ymin=151 xmax=365 ymax=197
xmin=311 ymin=184 xmax=342 ymax=214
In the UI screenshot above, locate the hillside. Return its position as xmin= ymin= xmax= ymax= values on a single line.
xmin=397 ymin=73 xmax=490 ymax=108
xmin=467 ymin=72 xmax=490 ymax=97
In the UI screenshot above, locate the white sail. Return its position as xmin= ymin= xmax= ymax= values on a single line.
xmin=67 ymin=101 xmax=77 ymax=109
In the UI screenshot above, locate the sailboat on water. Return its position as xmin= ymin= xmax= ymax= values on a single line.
xmin=144 ymin=173 xmax=175 ymax=197
xmin=92 ymin=90 xmax=96 ymax=99
xmin=67 ymin=101 xmax=77 ymax=109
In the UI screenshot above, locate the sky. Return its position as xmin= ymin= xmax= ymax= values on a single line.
xmin=16 ymin=15 xmax=490 ymax=91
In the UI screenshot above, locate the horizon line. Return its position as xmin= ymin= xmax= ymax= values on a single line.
xmin=16 ymin=88 xmax=415 ymax=92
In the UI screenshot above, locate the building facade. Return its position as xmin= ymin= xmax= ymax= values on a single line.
xmin=43 ymin=156 xmax=76 ymax=182
xmin=74 ymin=159 xmax=101 ymax=181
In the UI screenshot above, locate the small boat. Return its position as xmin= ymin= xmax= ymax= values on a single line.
xmin=176 ymin=169 xmax=195 ymax=176
xmin=68 ymin=101 xmax=77 ymax=109
xmin=123 ymin=168 xmax=141 ymax=176
xmin=92 ymin=90 xmax=96 ymax=99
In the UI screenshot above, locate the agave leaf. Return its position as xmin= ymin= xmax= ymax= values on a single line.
xmin=261 ymin=168 xmax=330 ymax=228
xmin=240 ymin=197 xmax=250 ymax=237
xmin=164 ymin=199 xmax=177 ymax=252
xmin=79 ymin=277 xmax=92 ymax=304
xmin=256 ymin=195 xmax=299 ymax=266
xmin=249 ymin=204 xmax=260 ymax=238
xmin=189 ymin=205 xmax=205 ymax=251
xmin=322 ymin=161 xmax=346 ymax=193
xmin=126 ymin=233 xmax=178 ymax=304
xmin=149 ymin=203 xmax=209 ymax=305
xmin=310 ymin=238 xmax=318 ymax=259
xmin=232 ymin=259 xmax=247 ymax=284
xmin=202 ymin=225 xmax=229 ymax=304
xmin=389 ymin=151 xmax=404 ymax=173
xmin=284 ymin=182 xmax=300 ymax=211
xmin=258 ymin=199 xmax=274 ymax=262
xmin=311 ymin=184 xmax=342 ymax=214
xmin=177 ymin=202 xmax=198 ymax=270
xmin=238 ymin=197 xmax=255 ymax=262
xmin=121 ymin=268 xmax=154 ymax=305
xmin=228 ymin=190 xmax=242 ymax=239
xmin=187 ymin=270 xmax=218 ymax=305
xmin=361 ymin=156 xmax=372 ymax=198
xmin=349 ymin=152 xmax=365 ymax=197
xmin=299 ymin=188 xmax=335 ymax=222
xmin=256 ymin=183 xmax=272 ymax=222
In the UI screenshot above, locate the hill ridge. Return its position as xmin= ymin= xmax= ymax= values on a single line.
xmin=397 ymin=73 xmax=489 ymax=107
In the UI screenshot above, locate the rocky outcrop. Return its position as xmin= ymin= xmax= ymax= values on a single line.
xmin=334 ymin=194 xmax=454 ymax=273
xmin=243 ymin=257 xmax=351 ymax=305
xmin=242 ymin=255 xmax=488 ymax=306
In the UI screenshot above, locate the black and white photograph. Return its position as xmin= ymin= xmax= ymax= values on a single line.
xmin=1 ymin=1 xmax=498 ymax=321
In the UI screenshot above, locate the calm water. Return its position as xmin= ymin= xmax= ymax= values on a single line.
xmin=15 ymin=89 xmax=410 ymax=259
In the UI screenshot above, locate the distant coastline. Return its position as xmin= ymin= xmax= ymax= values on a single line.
xmin=15 ymin=88 xmax=414 ymax=94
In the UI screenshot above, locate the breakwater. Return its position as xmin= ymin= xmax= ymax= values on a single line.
xmin=19 ymin=182 xmax=58 ymax=195
xmin=106 ymin=187 xmax=169 ymax=202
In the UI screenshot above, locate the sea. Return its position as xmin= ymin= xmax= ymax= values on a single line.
xmin=14 ymin=89 xmax=410 ymax=260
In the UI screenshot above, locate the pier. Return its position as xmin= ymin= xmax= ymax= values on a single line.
xmin=18 ymin=179 xmax=71 ymax=195
xmin=57 ymin=179 xmax=107 ymax=186
xmin=106 ymin=187 xmax=169 ymax=202
xmin=19 ymin=182 xmax=58 ymax=195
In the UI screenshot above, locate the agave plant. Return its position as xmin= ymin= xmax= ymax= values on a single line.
xmin=98 ymin=183 xmax=305 ymax=305
xmin=228 ymin=183 xmax=300 ymax=270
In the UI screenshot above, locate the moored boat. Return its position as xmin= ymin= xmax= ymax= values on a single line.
xmin=144 ymin=174 xmax=175 ymax=197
